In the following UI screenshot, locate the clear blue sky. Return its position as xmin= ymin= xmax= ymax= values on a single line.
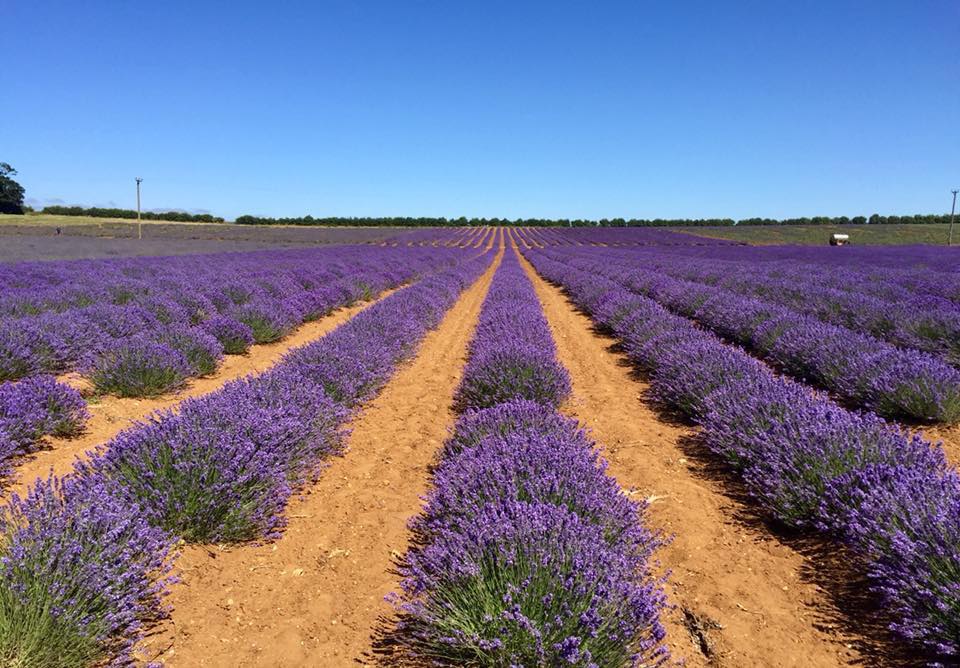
xmin=3 ymin=1 xmax=958 ymax=221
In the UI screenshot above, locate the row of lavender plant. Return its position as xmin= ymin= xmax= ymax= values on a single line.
xmin=526 ymin=249 xmax=960 ymax=660
xmin=571 ymin=245 xmax=960 ymax=365
xmin=389 ymin=249 xmax=668 ymax=666
xmin=0 ymin=246 xmax=460 ymax=396
xmin=541 ymin=247 xmax=960 ymax=424
xmin=0 ymin=251 xmax=492 ymax=667
xmin=653 ymin=239 xmax=960 ymax=285
xmin=0 ymin=376 xmax=88 ymax=481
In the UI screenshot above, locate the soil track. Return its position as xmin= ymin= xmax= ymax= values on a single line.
xmin=515 ymin=244 xmax=890 ymax=667
xmin=145 ymin=247 xmax=504 ymax=667
xmin=3 ymin=290 xmax=398 ymax=500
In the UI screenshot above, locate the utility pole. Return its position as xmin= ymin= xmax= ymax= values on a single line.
xmin=136 ymin=177 xmax=143 ymax=240
xmin=950 ymin=189 xmax=958 ymax=247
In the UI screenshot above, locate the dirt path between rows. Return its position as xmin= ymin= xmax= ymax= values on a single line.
xmin=3 ymin=290 xmax=398 ymax=500
xmin=146 ymin=248 xmax=504 ymax=667
xmin=923 ymin=425 xmax=960 ymax=467
xmin=516 ymin=247 xmax=886 ymax=668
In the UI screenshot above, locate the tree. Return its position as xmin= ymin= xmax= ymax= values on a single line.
xmin=0 ymin=163 xmax=25 ymax=214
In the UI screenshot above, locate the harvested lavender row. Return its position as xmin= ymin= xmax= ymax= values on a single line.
xmin=0 ymin=376 xmax=87 ymax=480
xmin=541 ymin=247 xmax=960 ymax=424
xmin=560 ymin=245 xmax=960 ymax=365
xmin=0 ymin=246 xmax=460 ymax=395
xmin=0 ymin=251 xmax=492 ymax=667
xmin=390 ymin=249 xmax=668 ymax=666
xmin=526 ymin=249 xmax=960 ymax=659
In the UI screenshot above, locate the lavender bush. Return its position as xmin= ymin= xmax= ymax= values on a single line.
xmin=89 ymin=338 xmax=192 ymax=397
xmin=0 ymin=377 xmax=87 ymax=479
xmin=156 ymin=324 xmax=224 ymax=376
xmin=79 ymin=375 xmax=346 ymax=542
xmin=397 ymin=500 xmax=666 ymax=667
xmin=200 ymin=315 xmax=255 ymax=354
xmin=0 ymin=475 xmax=174 ymax=667
xmin=442 ymin=398 xmax=576 ymax=457
xmin=78 ymin=251 xmax=493 ymax=542
xmin=0 ymin=246 xmax=461 ymax=402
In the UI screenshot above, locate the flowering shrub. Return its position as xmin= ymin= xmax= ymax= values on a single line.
xmin=0 ymin=376 xmax=87 ymax=477
xmin=200 ymin=315 xmax=255 ymax=354
xmin=455 ymin=255 xmax=569 ymax=410
xmin=0 ymin=246 xmax=462 ymax=400
xmin=157 ymin=325 xmax=224 ymax=376
xmin=0 ymin=475 xmax=174 ymax=667
xmin=89 ymin=338 xmax=192 ymax=397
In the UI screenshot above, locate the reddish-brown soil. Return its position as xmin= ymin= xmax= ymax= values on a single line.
xmin=923 ymin=424 xmax=960 ymax=467
xmin=515 ymin=246 xmax=897 ymax=667
xmin=2 ymin=291 xmax=397 ymax=501
xmin=143 ymin=248 xmax=503 ymax=667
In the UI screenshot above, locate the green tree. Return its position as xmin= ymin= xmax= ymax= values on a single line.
xmin=0 ymin=163 xmax=25 ymax=214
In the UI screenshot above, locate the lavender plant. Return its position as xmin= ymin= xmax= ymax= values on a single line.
xmin=200 ymin=315 xmax=255 ymax=354
xmin=0 ymin=475 xmax=174 ymax=667
xmin=0 ymin=377 xmax=87 ymax=478
xmin=89 ymin=338 xmax=192 ymax=397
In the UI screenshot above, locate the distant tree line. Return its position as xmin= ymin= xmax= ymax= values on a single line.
xmin=233 ymin=214 xmax=958 ymax=227
xmin=41 ymin=206 xmax=224 ymax=223
xmin=0 ymin=163 xmax=26 ymax=214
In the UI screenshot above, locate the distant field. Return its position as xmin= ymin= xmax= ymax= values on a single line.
xmin=674 ymin=223 xmax=955 ymax=246
xmin=0 ymin=214 xmax=406 ymax=261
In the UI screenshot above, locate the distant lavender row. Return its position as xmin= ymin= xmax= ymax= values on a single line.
xmin=0 ymin=376 xmax=87 ymax=480
xmin=0 ymin=251 xmax=491 ymax=667
xmin=543 ymin=248 xmax=960 ymax=424
xmin=527 ymin=249 xmax=960 ymax=659
xmin=391 ymin=249 xmax=668 ymax=666
xmin=654 ymin=239 xmax=960 ymax=275
xmin=455 ymin=251 xmax=570 ymax=410
xmin=520 ymin=226 xmax=738 ymax=247
xmin=573 ymin=246 xmax=960 ymax=364
xmin=0 ymin=246 xmax=461 ymax=393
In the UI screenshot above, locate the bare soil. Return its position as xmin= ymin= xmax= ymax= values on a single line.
xmin=143 ymin=249 xmax=503 ymax=667
xmin=923 ymin=424 xmax=960 ymax=467
xmin=516 ymin=246 xmax=914 ymax=667
xmin=2 ymin=291 xmax=397 ymax=501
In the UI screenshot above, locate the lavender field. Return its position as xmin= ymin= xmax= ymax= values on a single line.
xmin=0 ymin=227 xmax=958 ymax=666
